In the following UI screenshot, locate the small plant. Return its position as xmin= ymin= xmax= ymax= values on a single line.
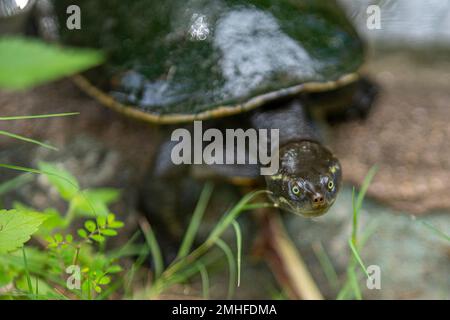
xmin=336 ymin=166 xmax=378 ymax=300
xmin=136 ymin=183 xmax=272 ymax=299
xmin=0 ymin=162 xmax=125 ymax=300
xmin=0 ymin=159 xmax=273 ymax=300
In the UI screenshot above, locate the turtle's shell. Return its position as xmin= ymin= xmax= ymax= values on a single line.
xmin=54 ymin=0 xmax=364 ymax=123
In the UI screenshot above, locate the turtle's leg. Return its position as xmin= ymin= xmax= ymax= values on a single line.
xmin=307 ymin=77 xmax=379 ymax=123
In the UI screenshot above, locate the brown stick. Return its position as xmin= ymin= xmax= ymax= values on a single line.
xmin=259 ymin=211 xmax=323 ymax=300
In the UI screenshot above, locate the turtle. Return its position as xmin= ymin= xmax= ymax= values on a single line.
xmin=42 ymin=0 xmax=377 ymax=218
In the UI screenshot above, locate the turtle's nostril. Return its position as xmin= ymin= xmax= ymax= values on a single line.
xmin=312 ymin=194 xmax=325 ymax=206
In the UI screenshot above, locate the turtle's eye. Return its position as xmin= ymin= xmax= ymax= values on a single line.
xmin=327 ymin=181 xmax=334 ymax=190
xmin=292 ymin=185 xmax=300 ymax=195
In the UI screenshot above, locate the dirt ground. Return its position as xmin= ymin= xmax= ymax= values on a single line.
xmin=331 ymin=53 xmax=450 ymax=214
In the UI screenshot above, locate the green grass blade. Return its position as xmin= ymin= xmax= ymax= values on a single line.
xmin=107 ymin=231 xmax=142 ymax=259
xmin=351 ymin=187 xmax=357 ymax=243
xmin=0 ymin=130 xmax=57 ymax=150
xmin=215 ymin=239 xmax=236 ymax=299
xmin=22 ymin=247 xmax=34 ymax=299
xmin=336 ymin=282 xmax=351 ymax=300
xmin=0 ymin=163 xmax=42 ymax=175
xmin=140 ymin=219 xmax=164 ymax=280
xmin=105 ymin=232 xmax=142 ymax=299
xmin=337 ymin=222 xmax=378 ymax=300
xmin=422 ymin=221 xmax=450 ymax=242
xmin=197 ymin=263 xmax=210 ymax=300
xmin=231 ymin=220 xmax=242 ymax=287
xmin=338 ymin=166 xmax=378 ymax=300
xmin=0 ymin=163 xmax=98 ymax=218
xmin=348 ymin=239 xmax=369 ymax=278
xmin=354 ymin=166 xmax=377 ymax=216
xmin=359 ymin=220 xmax=379 ymax=248
xmin=177 ymin=182 xmax=214 ymax=259
xmin=153 ymin=253 xmax=220 ymax=297
xmin=348 ymin=270 xmax=362 ymax=300
xmin=352 ymin=166 xmax=377 ymax=243
xmin=0 ymin=173 xmax=33 ymax=196
xmin=159 ymin=190 xmax=268 ymax=283
xmin=0 ymin=112 xmax=79 ymax=121
xmin=207 ymin=190 xmax=269 ymax=243
xmin=312 ymin=241 xmax=339 ymax=290
xmin=124 ymin=246 xmax=149 ymax=299
xmin=35 ymin=277 xmax=39 ymax=298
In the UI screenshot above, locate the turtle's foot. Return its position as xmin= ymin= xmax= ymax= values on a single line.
xmin=327 ymin=77 xmax=379 ymax=123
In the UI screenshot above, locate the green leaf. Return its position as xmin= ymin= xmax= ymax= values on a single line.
xmin=54 ymin=233 xmax=63 ymax=243
xmin=86 ymin=189 xmax=120 ymax=205
xmin=107 ymin=214 xmax=115 ymax=224
xmin=96 ymin=216 xmax=106 ymax=228
xmin=106 ymin=265 xmax=122 ymax=274
xmin=108 ymin=221 xmax=124 ymax=229
xmin=0 ymin=210 xmax=47 ymax=253
xmin=12 ymin=204 xmax=64 ymax=237
xmin=90 ymin=235 xmax=105 ymax=243
xmin=0 ymin=37 xmax=104 ymax=90
xmin=77 ymin=229 xmax=88 ymax=238
xmin=37 ymin=162 xmax=79 ymax=201
xmin=71 ymin=188 xmax=119 ymax=217
xmin=101 ymin=229 xmax=117 ymax=237
xmin=65 ymin=234 xmax=73 ymax=243
xmin=98 ymin=276 xmax=111 ymax=285
xmin=38 ymin=209 xmax=65 ymax=237
xmin=84 ymin=221 xmax=96 ymax=233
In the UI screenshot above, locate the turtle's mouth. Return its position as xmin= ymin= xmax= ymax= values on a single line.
xmin=274 ymin=196 xmax=331 ymax=218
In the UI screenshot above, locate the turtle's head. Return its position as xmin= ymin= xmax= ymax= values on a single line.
xmin=265 ymin=141 xmax=342 ymax=218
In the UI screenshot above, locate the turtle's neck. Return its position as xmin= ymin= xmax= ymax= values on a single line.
xmin=248 ymin=99 xmax=321 ymax=148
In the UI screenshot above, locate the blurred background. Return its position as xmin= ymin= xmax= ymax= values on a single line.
xmin=0 ymin=0 xmax=449 ymax=299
